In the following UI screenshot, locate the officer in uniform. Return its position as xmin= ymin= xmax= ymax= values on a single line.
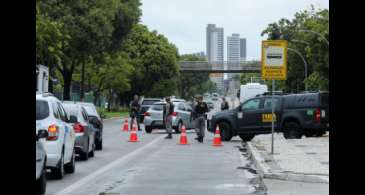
xmin=130 ymin=94 xmax=141 ymax=131
xmin=163 ymin=97 xmax=174 ymax=139
xmin=221 ymin=97 xmax=229 ymax=111
xmin=192 ymin=95 xmax=209 ymax=143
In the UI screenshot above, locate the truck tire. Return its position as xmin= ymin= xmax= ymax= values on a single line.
xmin=283 ymin=121 xmax=303 ymax=139
xmin=239 ymin=135 xmax=255 ymax=142
xmin=218 ymin=121 xmax=233 ymax=141
xmin=145 ymin=126 xmax=152 ymax=134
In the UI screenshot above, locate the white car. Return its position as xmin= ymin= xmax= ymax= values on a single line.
xmin=36 ymin=129 xmax=48 ymax=194
xmin=36 ymin=93 xmax=76 ymax=179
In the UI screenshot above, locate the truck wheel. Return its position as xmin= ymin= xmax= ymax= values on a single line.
xmin=145 ymin=126 xmax=152 ymax=133
xmin=283 ymin=121 xmax=303 ymax=139
xmin=218 ymin=121 xmax=232 ymax=141
xmin=239 ymin=135 xmax=255 ymax=142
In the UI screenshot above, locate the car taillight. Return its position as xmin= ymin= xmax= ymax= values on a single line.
xmin=73 ymin=122 xmax=85 ymax=133
xmin=172 ymin=112 xmax=178 ymax=116
xmin=315 ymin=108 xmax=321 ymax=122
xmin=144 ymin=112 xmax=150 ymax=116
xmin=47 ymin=124 xmax=59 ymax=141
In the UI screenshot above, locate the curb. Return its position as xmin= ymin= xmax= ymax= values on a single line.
xmin=246 ymin=142 xmax=329 ymax=184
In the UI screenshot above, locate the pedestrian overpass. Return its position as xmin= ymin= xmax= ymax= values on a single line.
xmin=179 ymin=61 xmax=261 ymax=73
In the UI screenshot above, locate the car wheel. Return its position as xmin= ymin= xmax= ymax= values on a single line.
xmin=239 ymin=134 xmax=255 ymax=142
xmin=283 ymin=121 xmax=303 ymax=139
xmin=89 ymin=142 xmax=95 ymax=158
xmin=145 ymin=126 xmax=152 ymax=134
xmin=174 ymin=121 xmax=182 ymax=134
xmin=218 ymin=121 xmax=233 ymax=141
xmin=65 ymin=149 xmax=75 ymax=174
xmin=37 ymin=163 xmax=47 ymax=194
xmin=95 ymin=139 xmax=103 ymax=150
xmin=80 ymin=141 xmax=89 ymax=161
xmin=52 ymin=151 xmax=64 ymax=179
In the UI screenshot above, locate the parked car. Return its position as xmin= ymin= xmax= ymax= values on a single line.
xmin=62 ymin=103 xmax=96 ymax=161
xmin=36 ymin=129 xmax=48 ymax=194
xmin=138 ymin=98 xmax=162 ymax=123
xmin=144 ymin=101 xmax=194 ymax=133
xmin=36 ymin=93 xmax=76 ymax=179
xmin=63 ymin=101 xmax=103 ymax=150
xmin=208 ymin=91 xmax=329 ymax=141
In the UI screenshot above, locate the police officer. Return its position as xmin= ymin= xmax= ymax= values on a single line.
xmin=221 ymin=97 xmax=229 ymax=111
xmin=130 ymin=94 xmax=141 ymax=131
xmin=193 ymin=95 xmax=209 ymax=143
xmin=163 ymin=97 xmax=174 ymax=139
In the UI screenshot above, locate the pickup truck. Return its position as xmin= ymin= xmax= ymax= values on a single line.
xmin=208 ymin=91 xmax=329 ymax=141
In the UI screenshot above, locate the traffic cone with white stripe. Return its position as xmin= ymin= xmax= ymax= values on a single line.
xmin=128 ymin=118 xmax=139 ymax=142
xmin=212 ymin=125 xmax=223 ymax=146
xmin=178 ymin=125 xmax=189 ymax=145
xmin=121 ymin=118 xmax=129 ymax=132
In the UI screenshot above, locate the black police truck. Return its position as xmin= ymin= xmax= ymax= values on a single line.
xmin=208 ymin=91 xmax=329 ymax=141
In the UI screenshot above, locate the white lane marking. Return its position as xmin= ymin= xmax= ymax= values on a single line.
xmin=54 ymin=134 xmax=165 ymax=195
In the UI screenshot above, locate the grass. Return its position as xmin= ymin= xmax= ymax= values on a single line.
xmin=103 ymin=111 xmax=129 ymax=119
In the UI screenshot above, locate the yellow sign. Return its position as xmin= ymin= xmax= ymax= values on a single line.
xmin=262 ymin=113 xmax=277 ymax=123
xmin=261 ymin=40 xmax=287 ymax=80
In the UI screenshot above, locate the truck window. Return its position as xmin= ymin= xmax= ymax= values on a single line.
xmin=241 ymin=99 xmax=261 ymax=111
xmin=264 ymin=98 xmax=279 ymax=109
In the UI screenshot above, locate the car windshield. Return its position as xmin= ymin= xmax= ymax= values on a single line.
xmin=151 ymin=104 xmax=164 ymax=111
xmin=83 ymin=105 xmax=98 ymax=116
xmin=143 ymin=100 xmax=160 ymax=105
xmin=36 ymin=100 xmax=49 ymax=120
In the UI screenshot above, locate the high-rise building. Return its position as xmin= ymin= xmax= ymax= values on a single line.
xmin=206 ymin=24 xmax=224 ymax=93
xmin=240 ymin=38 xmax=247 ymax=61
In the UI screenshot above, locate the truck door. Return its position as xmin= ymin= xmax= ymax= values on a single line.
xmin=237 ymin=98 xmax=263 ymax=133
xmin=261 ymin=97 xmax=280 ymax=132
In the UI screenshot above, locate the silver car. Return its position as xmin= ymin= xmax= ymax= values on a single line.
xmin=144 ymin=101 xmax=194 ymax=133
xmin=62 ymin=103 xmax=96 ymax=161
xmin=36 ymin=129 xmax=48 ymax=194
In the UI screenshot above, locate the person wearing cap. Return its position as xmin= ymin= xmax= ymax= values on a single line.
xmin=163 ymin=97 xmax=174 ymax=139
xmin=192 ymin=95 xmax=209 ymax=143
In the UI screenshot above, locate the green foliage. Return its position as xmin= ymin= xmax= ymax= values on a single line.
xmin=261 ymin=5 xmax=329 ymax=92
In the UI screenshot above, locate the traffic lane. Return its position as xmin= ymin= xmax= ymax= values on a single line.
xmin=53 ymin=131 xmax=260 ymax=195
xmin=45 ymin=118 xmax=162 ymax=195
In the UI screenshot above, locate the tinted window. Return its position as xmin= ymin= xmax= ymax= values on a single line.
xmin=36 ymin=100 xmax=49 ymax=120
xmin=242 ymin=99 xmax=261 ymax=111
xmin=57 ymin=103 xmax=68 ymax=122
xmin=320 ymin=93 xmax=329 ymax=107
xmin=263 ymin=98 xmax=279 ymax=109
xmin=52 ymin=102 xmax=61 ymax=119
xmin=81 ymin=107 xmax=88 ymax=121
xmin=151 ymin=104 xmax=164 ymax=111
xmin=142 ymin=100 xmax=160 ymax=105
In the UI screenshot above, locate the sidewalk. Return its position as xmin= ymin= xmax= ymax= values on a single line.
xmin=246 ymin=133 xmax=329 ymax=184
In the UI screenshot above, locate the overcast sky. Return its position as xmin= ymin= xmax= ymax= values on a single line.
xmin=140 ymin=0 xmax=329 ymax=60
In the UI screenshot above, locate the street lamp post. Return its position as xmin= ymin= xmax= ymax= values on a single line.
xmin=298 ymin=29 xmax=329 ymax=46
xmin=287 ymin=48 xmax=308 ymax=91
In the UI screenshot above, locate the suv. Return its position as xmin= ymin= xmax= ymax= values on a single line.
xmin=144 ymin=101 xmax=194 ymax=133
xmin=62 ymin=103 xmax=96 ymax=161
xmin=36 ymin=129 xmax=48 ymax=194
xmin=208 ymin=91 xmax=329 ymax=141
xmin=64 ymin=101 xmax=103 ymax=150
xmin=138 ymin=98 xmax=162 ymax=123
xmin=36 ymin=93 xmax=76 ymax=179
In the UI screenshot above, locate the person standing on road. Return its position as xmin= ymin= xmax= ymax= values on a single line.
xmin=221 ymin=97 xmax=229 ymax=111
xmin=163 ymin=97 xmax=174 ymax=139
xmin=192 ymin=95 xmax=209 ymax=143
xmin=130 ymin=94 xmax=141 ymax=131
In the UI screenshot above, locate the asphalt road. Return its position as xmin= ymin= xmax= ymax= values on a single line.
xmin=45 ymin=98 xmax=264 ymax=195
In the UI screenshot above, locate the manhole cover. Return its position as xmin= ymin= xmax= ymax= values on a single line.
xmin=306 ymin=152 xmax=317 ymax=155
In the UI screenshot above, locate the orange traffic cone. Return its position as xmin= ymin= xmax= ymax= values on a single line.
xmin=122 ymin=118 xmax=129 ymax=132
xmin=212 ymin=125 xmax=223 ymax=146
xmin=128 ymin=120 xmax=139 ymax=142
xmin=178 ymin=125 xmax=189 ymax=145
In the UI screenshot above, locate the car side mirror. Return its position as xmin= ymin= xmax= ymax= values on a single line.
xmin=37 ymin=129 xmax=48 ymax=141
xmin=69 ymin=115 xmax=78 ymax=123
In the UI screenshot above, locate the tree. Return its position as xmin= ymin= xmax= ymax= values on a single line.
xmin=37 ymin=0 xmax=141 ymax=100
xmin=261 ymin=5 xmax=329 ymax=92
xmin=120 ymin=24 xmax=180 ymax=103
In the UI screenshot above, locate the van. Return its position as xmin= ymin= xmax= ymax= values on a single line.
xmin=239 ymin=83 xmax=268 ymax=103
